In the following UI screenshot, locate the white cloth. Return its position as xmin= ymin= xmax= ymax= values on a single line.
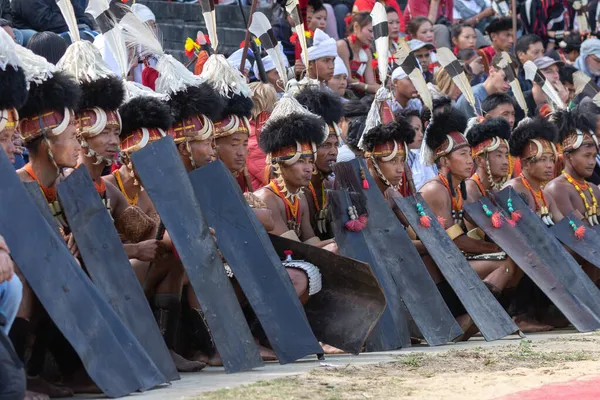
xmin=390 ymin=98 xmax=423 ymax=114
xmin=452 ymin=0 xmax=491 ymax=20
xmin=307 ymin=29 xmax=338 ymax=62
xmin=131 ymin=4 xmax=156 ymax=23
xmin=333 ymin=56 xmax=348 ymax=76
xmin=228 ymin=48 xmax=252 ymax=72
xmin=337 ymin=143 xmax=356 ymax=162
xmin=253 ymin=47 xmax=289 ymax=73
xmin=408 ymin=149 xmax=438 ymax=190
xmin=391 ymin=66 xmax=407 ymax=81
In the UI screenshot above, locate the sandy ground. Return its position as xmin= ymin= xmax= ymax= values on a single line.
xmin=194 ymin=333 xmax=600 ymax=400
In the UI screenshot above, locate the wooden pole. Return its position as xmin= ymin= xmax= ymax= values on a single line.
xmin=511 ymin=0 xmax=517 ymax=53
xmin=239 ymin=0 xmax=259 ymax=73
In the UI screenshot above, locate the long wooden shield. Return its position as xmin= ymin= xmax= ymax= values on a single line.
xmin=551 ymin=213 xmax=600 ymax=269
xmin=334 ymin=160 xmax=463 ymax=347
xmin=23 ymin=181 xmax=63 ymax=237
xmin=131 ymin=137 xmax=263 ymax=373
xmin=57 ymin=166 xmax=179 ymax=381
xmin=395 ymin=194 xmax=518 ymax=341
xmin=465 ymin=198 xmax=600 ymax=332
xmin=269 ymin=234 xmax=386 ymax=354
xmin=0 ymin=154 xmax=162 ymax=396
xmin=189 ymin=160 xmax=323 ymax=363
xmin=495 ymin=188 xmax=600 ymax=323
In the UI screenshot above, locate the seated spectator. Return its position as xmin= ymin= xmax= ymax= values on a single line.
xmin=390 ymin=66 xmax=422 ymax=113
xmin=427 ymin=67 xmax=461 ymax=100
xmin=387 ymin=6 xmax=403 ymax=54
xmin=452 ymin=22 xmax=477 ymax=53
xmin=457 ymin=48 xmax=485 ymax=85
xmin=479 ymin=17 xmax=514 ymax=71
xmin=515 ymin=34 xmax=544 ymax=92
xmin=353 ymin=0 xmax=403 ymax=33
xmin=558 ymin=34 xmax=582 ymax=64
xmin=337 ymin=12 xmax=379 ymax=95
xmin=481 ymin=92 xmax=516 ymax=129
xmin=404 ymin=0 xmax=453 ymax=31
xmin=559 ymin=64 xmax=578 ymax=105
xmin=575 ymin=38 xmax=600 ymax=85
xmin=402 ymin=108 xmax=437 ymax=189
xmin=227 ymin=48 xmax=253 ymax=78
xmin=337 ymin=99 xmax=368 ymax=162
xmin=405 ymin=16 xmax=434 ymax=44
xmin=408 ymin=39 xmax=435 ymax=83
xmin=307 ymin=0 xmax=327 ymax=32
xmin=453 ymin=0 xmax=493 ymax=33
xmin=26 ymin=31 xmax=67 ymax=64
xmin=523 ymin=57 xmax=566 ymax=117
xmin=518 ymin=0 xmax=565 ymax=46
xmin=327 ymin=56 xmax=349 ymax=98
xmin=455 ymin=53 xmax=510 ymax=118
xmin=254 ymin=52 xmax=288 ymax=93
xmin=11 ymin=0 xmax=96 ymax=43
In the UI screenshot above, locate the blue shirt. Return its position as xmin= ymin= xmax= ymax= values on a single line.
xmin=454 ymin=82 xmax=488 ymax=118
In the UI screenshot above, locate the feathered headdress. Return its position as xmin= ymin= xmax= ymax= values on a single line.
xmin=437 ymin=47 xmax=477 ymax=115
xmin=550 ymin=108 xmax=598 ymax=153
xmin=361 ymin=117 xmax=415 ymax=156
xmin=119 ymin=96 xmax=173 ymax=155
xmin=0 ymin=29 xmax=28 ymax=134
xmin=295 ymin=85 xmax=343 ymax=138
xmin=509 ymin=116 xmax=558 ymax=159
xmin=573 ymin=70 xmax=600 ymax=107
xmin=249 ymin=12 xmax=288 ymax=88
xmin=422 ymin=107 xmax=469 ymax=165
xmin=467 ymin=117 xmax=511 ymax=156
xmin=371 ymin=2 xmax=389 ymax=87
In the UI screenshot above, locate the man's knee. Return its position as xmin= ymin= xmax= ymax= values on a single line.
xmin=286 ymin=268 xmax=309 ymax=295
xmin=0 ymin=275 xmax=23 ymax=332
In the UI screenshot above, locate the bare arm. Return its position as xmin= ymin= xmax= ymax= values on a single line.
xmin=254 ymin=188 xmax=290 ymax=236
xmin=428 ymin=0 xmax=441 ymax=23
xmin=336 ymin=41 xmax=354 ymax=83
xmin=363 ymin=52 xmax=381 ymax=93
xmin=545 ymin=182 xmax=584 ymax=221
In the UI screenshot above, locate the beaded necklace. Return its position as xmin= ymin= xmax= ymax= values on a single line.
xmin=113 ymin=170 xmax=139 ymax=206
xmin=471 ymin=173 xmax=487 ymax=197
xmin=438 ymin=174 xmax=464 ymax=225
xmin=269 ymin=179 xmax=301 ymax=237
xmin=520 ymin=173 xmax=554 ymax=226
xmin=308 ymin=181 xmax=329 ymax=235
xmin=562 ymin=170 xmax=599 ymax=225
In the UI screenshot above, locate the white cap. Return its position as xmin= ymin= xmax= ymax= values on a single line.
xmin=333 ymin=56 xmax=348 ymax=77
xmin=391 ymin=66 xmax=407 ymax=81
xmin=227 ymin=48 xmax=252 ymax=72
xmin=253 ymin=47 xmax=289 ymax=73
xmin=307 ymin=29 xmax=338 ymax=62
xmin=131 ymin=4 xmax=155 ymax=23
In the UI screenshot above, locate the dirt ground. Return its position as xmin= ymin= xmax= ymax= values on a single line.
xmin=195 ymin=333 xmax=600 ymax=400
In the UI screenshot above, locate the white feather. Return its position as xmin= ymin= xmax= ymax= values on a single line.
xmin=200 ymin=54 xmax=250 ymax=98
xmin=524 ymin=61 xmax=565 ymax=109
xmin=393 ymin=44 xmax=410 ymax=66
xmin=408 ymin=68 xmax=432 ymax=111
xmin=203 ymin=10 xmax=218 ymax=52
xmin=358 ymin=87 xmax=390 ymax=151
xmin=371 ymin=2 xmax=389 ymax=87
xmin=57 ymin=40 xmax=114 ymax=83
xmin=56 ymin=0 xmax=80 ymax=43
xmin=14 ymin=43 xmax=56 ymax=85
xmin=523 ymin=60 xmax=538 ymax=82
xmin=437 ymin=47 xmax=477 ymax=115
xmin=249 ymin=12 xmax=288 ymax=87
xmin=285 ymin=0 xmax=309 ymax=68
xmin=573 ymin=70 xmax=593 ymax=96
xmin=117 ymin=3 xmax=164 ymax=56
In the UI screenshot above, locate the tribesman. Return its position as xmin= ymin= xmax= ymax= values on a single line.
xmin=295 ymin=86 xmax=342 ymax=239
xmin=304 ymin=28 xmax=337 ymax=84
xmin=545 ymin=108 xmax=600 ymax=227
xmin=465 ymin=118 xmax=512 ymax=203
xmin=504 ymin=117 xmax=564 ymax=226
xmin=418 ymin=108 xmax=521 ymax=339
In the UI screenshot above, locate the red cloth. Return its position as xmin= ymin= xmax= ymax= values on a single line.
xmin=403 ymin=0 xmax=453 ymax=27
xmin=479 ymin=46 xmax=496 ymax=67
xmin=352 ymin=0 xmax=405 ymax=32
xmin=141 ymin=66 xmax=159 ymax=90
xmin=246 ymin=113 xmax=269 ymax=190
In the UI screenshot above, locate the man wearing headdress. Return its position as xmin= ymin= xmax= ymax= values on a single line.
xmin=295 ymin=86 xmax=342 ymax=240
xmin=304 ymin=28 xmax=337 ymax=84
xmin=465 ymin=117 xmax=512 ymax=203
xmin=418 ymin=108 xmax=521 ymax=338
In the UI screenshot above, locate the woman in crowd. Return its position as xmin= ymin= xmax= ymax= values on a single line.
xmin=452 ymin=22 xmax=477 ymax=53
xmin=406 ymin=16 xmax=435 ymax=44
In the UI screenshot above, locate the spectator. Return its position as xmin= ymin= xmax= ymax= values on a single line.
xmin=558 ymin=34 xmax=582 ymax=63
xmin=353 ymin=0 xmax=403 ymax=33
xmin=401 ymin=108 xmax=437 ymax=189
xmin=453 ymin=0 xmax=493 ymax=33
xmin=404 ymin=0 xmax=453 ymax=30
xmin=325 ymin=0 xmax=353 ymax=39
xmin=458 ymin=48 xmax=485 ymax=85
xmin=387 ymin=6 xmax=403 ymax=54
xmin=479 ymin=17 xmax=514 ymax=70
xmin=455 ymin=53 xmax=510 ymax=118
xmin=337 ymin=100 xmax=368 ymax=162
xmin=575 ymin=38 xmax=600 ymax=85
xmin=559 ymin=64 xmax=578 ymax=105
xmin=337 ymin=12 xmax=379 ymax=95
xmin=408 ymin=39 xmax=435 ymax=83
xmin=515 ymin=34 xmax=544 ymax=92
xmin=11 ymin=0 xmax=96 ymax=44
xmin=390 ymin=66 xmax=422 ymax=113
xmin=406 ymin=16 xmax=434 ymax=44
xmin=26 ymin=31 xmax=68 ymax=64
xmin=522 ymin=57 xmax=565 ymax=117
xmin=428 ymin=67 xmax=461 ymax=100
xmin=518 ymin=0 xmax=565 ymax=47
xmin=481 ymin=92 xmax=516 ymax=129
xmin=327 ymin=56 xmax=349 ymax=97
xmin=307 ymin=0 xmax=327 ymax=32
xmin=452 ymin=22 xmax=476 ymax=52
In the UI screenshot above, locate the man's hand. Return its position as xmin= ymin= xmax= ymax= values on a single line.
xmin=0 ymin=237 xmax=14 ymax=284
xmin=65 ymin=233 xmax=80 ymax=259
xmin=134 ymin=239 xmax=167 ymax=262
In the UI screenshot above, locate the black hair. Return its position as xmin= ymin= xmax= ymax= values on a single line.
xmin=467 ymin=117 xmax=511 ymax=147
xmin=259 ymin=113 xmax=326 ymax=154
xmin=420 ymin=96 xmax=453 ymax=124
xmin=481 ymin=93 xmax=516 ymax=115
xmin=222 ymin=93 xmax=254 ymax=120
xmin=509 ymin=117 xmax=558 ymax=157
xmin=362 ymin=116 xmax=415 ymax=152
xmin=424 ymin=107 xmax=468 ymax=152
xmin=397 ymin=108 xmax=421 ymax=123
xmin=0 ymin=18 xmax=11 ymax=27
xmin=550 ymin=108 xmax=597 ymax=146
xmin=77 ymin=76 xmax=125 ymax=112
xmin=385 ymin=6 xmax=398 ymax=14
xmin=343 ymin=99 xmax=369 ymax=118
xmin=515 ymin=34 xmax=542 ymax=56
xmin=451 ymin=22 xmax=475 ymax=42
xmin=578 ymin=99 xmax=600 ymax=117
xmin=295 ymin=86 xmax=343 ymax=125
xmin=559 ymin=64 xmax=577 ymax=85
xmin=406 ymin=16 xmax=432 ymax=38
xmin=349 ymin=12 xmax=372 ymax=34
xmin=119 ymin=97 xmax=173 ymax=137
xmin=457 ymin=48 xmax=477 ymax=62
xmin=308 ymin=0 xmax=325 ymax=13
xmin=346 ymin=116 xmax=366 ymax=152
xmin=0 ymin=65 xmax=28 ymax=111
xmin=26 ymin=32 xmax=68 ymax=65
xmin=560 ymin=34 xmax=582 ymax=53
xmin=485 ymin=17 xmax=514 ymax=36
xmin=169 ymin=82 xmax=226 ymax=122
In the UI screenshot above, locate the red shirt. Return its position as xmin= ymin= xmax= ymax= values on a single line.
xmin=246 ymin=112 xmax=270 ymax=190
xmin=403 ymin=0 xmax=453 ymax=27
xmin=353 ymin=0 xmax=405 ymax=32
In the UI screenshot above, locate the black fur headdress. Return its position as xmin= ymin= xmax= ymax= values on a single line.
xmin=295 ymin=86 xmax=344 ymax=126
xmin=509 ymin=117 xmax=558 ymax=157
xmin=467 ymin=117 xmax=511 ymax=147
xmin=361 ymin=116 xmax=416 ymax=152
xmin=221 ymin=92 xmax=254 ymax=120
xmin=18 ymin=71 xmax=81 ymax=119
xmin=77 ymin=75 xmax=125 ymax=113
xmin=549 ymin=108 xmax=596 ymax=145
xmin=119 ymin=97 xmax=173 ymax=138
xmin=259 ymin=113 xmax=326 ymax=154
xmin=169 ymin=82 xmax=226 ymax=122
xmin=424 ymin=107 xmax=468 ymax=152
xmin=0 ymin=65 xmax=28 ymax=111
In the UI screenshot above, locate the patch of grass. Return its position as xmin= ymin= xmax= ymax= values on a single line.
xmin=397 ymin=353 xmax=424 ymax=368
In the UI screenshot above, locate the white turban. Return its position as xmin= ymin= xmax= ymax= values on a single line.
xmin=391 ymin=66 xmax=407 ymax=81
xmin=333 ymin=56 xmax=348 ymax=76
xmin=306 ymin=29 xmax=338 ymax=62
xmin=253 ymin=47 xmax=289 ymax=73
xmin=131 ymin=4 xmax=155 ymax=23
xmin=227 ymin=48 xmax=252 ymax=72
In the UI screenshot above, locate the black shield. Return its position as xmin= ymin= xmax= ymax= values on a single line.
xmin=334 ymin=159 xmax=463 ymax=347
xmin=465 ymin=198 xmax=600 ymax=331
xmin=130 ymin=137 xmax=263 ymax=373
xmin=189 ymin=160 xmax=323 ymax=363
xmin=269 ymin=234 xmax=386 ymax=354
xmin=0 ymin=154 xmax=160 ymax=396
xmin=551 ymin=213 xmax=600 ymax=270
xmin=57 ymin=166 xmax=178 ymax=381
xmin=395 ymin=194 xmax=518 ymax=341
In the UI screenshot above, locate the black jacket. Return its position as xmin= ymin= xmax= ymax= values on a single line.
xmin=0 ymin=0 xmax=13 ymax=21
xmin=11 ymin=0 xmax=93 ymax=32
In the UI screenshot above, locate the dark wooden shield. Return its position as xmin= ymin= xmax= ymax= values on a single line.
xmin=23 ymin=181 xmax=63 ymax=237
xmin=57 ymin=166 xmax=179 ymax=381
xmin=465 ymin=198 xmax=600 ymax=332
xmin=130 ymin=137 xmax=263 ymax=373
xmin=334 ymin=159 xmax=463 ymax=347
xmin=495 ymin=188 xmax=600 ymax=326
xmin=269 ymin=234 xmax=386 ymax=354
xmin=189 ymin=160 xmax=323 ymax=364
xmin=0 ymin=154 xmax=162 ymax=396
xmin=395 ymin=194 xmax=518 ymax=341
xmin=551 ymin=213 xmax=600 ymax=269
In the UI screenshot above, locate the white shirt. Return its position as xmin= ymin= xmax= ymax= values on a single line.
xmin=408 ymin=149 xmax=438 ymax=190
xmin=453 ymin=0 xmax=492 ymax=20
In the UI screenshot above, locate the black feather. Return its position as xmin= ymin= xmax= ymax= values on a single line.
xmin=169 ymin=83 xmax=226 ymax=122
xmin=550 ymin=108 xmax=597 ymax=144
xmin=18 ymin=71 xmax=81 ymax=118
xmin=0 ymin=65 xmax=28 ymax=110
xmin=119 ymin=97 xmax=173 ymax=137
xmin=362 ymin=116 xmax=416 ymax=152
xmin=259 ymin=113 xmax=326 ymax=154
xmin=466 ymin=117 xmax=511 ymax=147
xmin=509 ymin=117 xmax=558 ymax=157
xmin=222 ymin=93 xmax=253 ymax=119
xmin=77 ymin=76 xmax=125 ymax=112
xmin=343 ymin=99 xmax=370 ymax=118
xmin=424 ymin=107 xmax=468 ymax=151
xmin=347 ymin=115 xmax=367 ymax=151
xmin=295 ymin=86 xmax=344 ymax=126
